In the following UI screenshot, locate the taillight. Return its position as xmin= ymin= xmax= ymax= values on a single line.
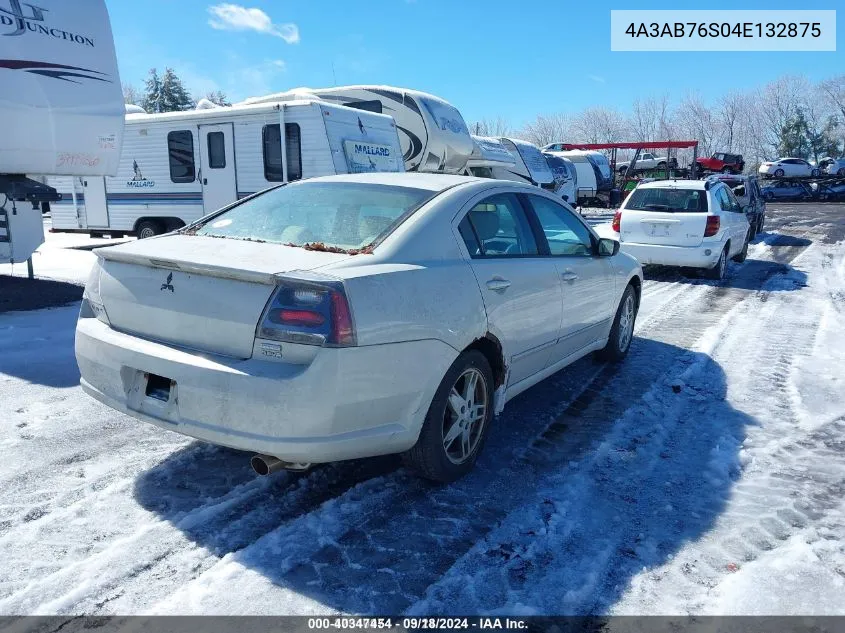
xmin=257 ymin=272 xmax=356 ymax=347
xmin=704 ymin=215 xmax=720 ymax=237
xmin=612 ymin=211 xmax=621 ymax=233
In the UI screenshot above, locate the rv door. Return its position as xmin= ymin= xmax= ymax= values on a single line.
xmin=198 ymin=124 xmax=237 ymax=214
xmin=83 ymin=177 xmax=109 ymax=227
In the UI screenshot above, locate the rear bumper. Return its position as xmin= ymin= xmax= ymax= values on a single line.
xmin=619 ymin=241 xmax=723 ymax=269
xmin=76 ymin=317 xmax=456 ymax=463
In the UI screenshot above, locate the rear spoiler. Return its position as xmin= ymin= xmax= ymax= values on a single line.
xmin=94 ymin=248 xmax=281 ymax=286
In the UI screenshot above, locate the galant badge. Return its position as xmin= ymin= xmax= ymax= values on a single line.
xmin=160 ymin=272 xmax=174 ymax=292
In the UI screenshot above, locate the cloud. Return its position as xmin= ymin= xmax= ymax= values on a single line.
xmin=207 ymin=4 xmax=300 ymax=43
xmin=588 ymin=74 xmax=606 ymax=84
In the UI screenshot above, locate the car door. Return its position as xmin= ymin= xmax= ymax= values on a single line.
xmin=522 ymin=193 xmax=617 ymax=363
xmin=456 ymin=192 xmax=564 ymax=387
xmin=718 ymin=186 xmax=749 ymax=252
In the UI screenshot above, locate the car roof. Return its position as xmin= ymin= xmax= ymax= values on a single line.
xmin=635 ymin=179 xmax=708 ymax=191
xmin=302 ymin=172 xmax=484 ymax=192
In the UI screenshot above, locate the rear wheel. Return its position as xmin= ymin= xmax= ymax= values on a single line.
xmin=705 ymin=245 xmax=729 ymax=280
xmin=774 ymin=169 xmax=785 ymax=177
xmin=403 ymin=350 xmax=494 ymax=483
xmin=811 ymin=168 xmax=820 ymax=177
xmin=596 ymin=285 xmax=638 ymax=362
xmin=757 ymin=216 xmax=764 ymax=234
xmin=136 ymin=219 xmax=164 ymax=239
xmin=721 ymin=166 xmax=732 ymax=174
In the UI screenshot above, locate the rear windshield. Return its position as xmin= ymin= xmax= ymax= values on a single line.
xmin=193 ymin=182 xmax=432 ymax=249
xmin=625 ymin=187 xmax=708 ymax=213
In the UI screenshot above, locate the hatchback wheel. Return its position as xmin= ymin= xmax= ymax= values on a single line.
xmin=706 ymin=246 xmax=729 ymax=280
xmin=403 ymin=350 xmax=494 ymax=483
xmin=774 ymin=169 xmax=785 ymax=177
xmin=596 ymin=284 xmax=638 ymax=362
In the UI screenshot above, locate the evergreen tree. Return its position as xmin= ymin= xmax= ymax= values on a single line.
xmin=141 ymin=68 xmax=163 ymax=113
xmin=205 ymin=90 xmax=231 ymax=107
xmin=778 ymin=110 xmax=811 ymax=158
xmin=141 ymin=68 xmax=195 ymax=113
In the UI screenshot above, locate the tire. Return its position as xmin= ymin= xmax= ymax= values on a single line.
xmin=136 ymin=219 xmax=164 ymax=239
xmin=774 ymin=169 xmax=785 ymax=177
xmin=732 ymin=232 xmax=749 ymax=263
xmin=748 ymin=220 xmax=757 ymax=241
xmin=402 ymin=350 xmax=494 ymax=483
xmin=763 ymin=191 xmax=774 ymax=201
xmin=811 ymin=169 xmax=820 ymax=177
xmin=705 ymin=245 xmax=729 ymax=280
xmin=757 ymin=216 xmax=764 ymax=234
xmin=595 ymin=284 xmax=638 ymax=362
xmin=657 ymin=161 xmax=666 ymax=169
xmin=721 ymin=166 xmax=732 ymax=174
xmin=838 ymin=168 xmax=845 ymax=176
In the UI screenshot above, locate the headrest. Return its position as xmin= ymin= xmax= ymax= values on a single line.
xmin=469 ymin=205 xmax=500 ymax=241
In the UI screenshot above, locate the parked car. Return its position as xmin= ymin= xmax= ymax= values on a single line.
xmin=819 ymin=157 xmax=845 ymax=176
xmin=760 ymin=180 xmax=814 ymax=201
xmin=76 ymin=173 xmax=642 ymax=483
xmin=616 ymin=152 xmax=676 ymax=173
xmin=758 ymin=158 xmax=820 ymax=178
xmin=705 ymin=174 xmax=766 ymax=238
xmin=696 ymin=152 xmax=745 ymax=175
xmin=612 ymin=178 xmax=750 ymax=280
xmin=810 ymin=181 xmax=845 ymax=201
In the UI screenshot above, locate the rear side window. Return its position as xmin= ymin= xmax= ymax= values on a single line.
xmin=207 ymin=131 xmax=226 ymax=169
xmin=263 ymin=123 xmax=303 ymax=182
xmin=460 ymin=193 xmax=538 ymax=257
xmin=625 ymin=187 xmax=708 ymax=213
xmin=167 ymin=130 xmax=195 ymax=183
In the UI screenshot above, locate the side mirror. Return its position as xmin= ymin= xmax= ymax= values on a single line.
xmin=562 ymin=194 xmax=569 ymax=201
xmin=598 ymin=238 xmax=620 ymax=257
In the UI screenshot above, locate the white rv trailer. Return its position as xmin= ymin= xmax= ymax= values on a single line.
xmin=48 ymin=100 xmax=404 ymax=237
xmin=243 ymin=86 xmax=475 ymax=175
xmin=465 ymin=135 xmax=560 ymax=192
xmin=548 ymin=150 xmax=614 ymax=204
xmin=1 ymin=0 xmax=124 ymax=264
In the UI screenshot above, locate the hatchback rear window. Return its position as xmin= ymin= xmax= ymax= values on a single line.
xmin=193 ymin=182 xmax=432 ymax=249
xmin=625 ymin=187 xmax=708 ymax=213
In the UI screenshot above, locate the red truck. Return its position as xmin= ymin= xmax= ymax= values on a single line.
xmin=696 ymin=152 xmax=745 ymax=174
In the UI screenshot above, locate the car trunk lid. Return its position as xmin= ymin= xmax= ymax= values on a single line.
xmin=620 ymin=209 xmax=707 ymax=247
xmin=96 ymin=235 xmax=351 ymax=358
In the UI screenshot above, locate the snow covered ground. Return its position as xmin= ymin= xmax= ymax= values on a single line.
xmin=0 ymin=204 xmax=844 ymax=615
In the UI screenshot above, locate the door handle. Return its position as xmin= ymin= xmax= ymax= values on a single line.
xmin=202 ymin=178 xmax=208 ymax=185
xmin=561 ymin=271 xmax=579 ymax=282
xmin=486 ymin=278 xmax=511 ymax=292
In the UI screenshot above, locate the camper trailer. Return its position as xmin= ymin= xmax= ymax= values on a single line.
xmin=48 ymin=100 xmax=404 ymax=237
xmin=466 ymin=136 xmax=555 ymax=186
xmin=243 ymin=86 xmax=474 ymax=175
xmin=549 ymin=150 xmax=613 ymax=205
xmin=542 ymin=152 xmax=577 ymax=204
xmin=1 ymin=0 xmax=124 ymax=264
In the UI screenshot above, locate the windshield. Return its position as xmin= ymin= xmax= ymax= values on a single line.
xmin=193 ymin=182 xmax=432 ymax=249
xmin=625 ymin=187 xmax=709 ymax=213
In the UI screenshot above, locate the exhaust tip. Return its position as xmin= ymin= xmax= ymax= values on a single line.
xmin=251 ymin=454 xmax=312 ymax=476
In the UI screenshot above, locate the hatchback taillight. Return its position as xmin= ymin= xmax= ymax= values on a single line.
xmin=704 ymin=216 xmax=720 ymax=237
xmin=257 ymin=272 xmax=356 ymax=347
xmin=612 ymin=211 xmax=621 ymax=233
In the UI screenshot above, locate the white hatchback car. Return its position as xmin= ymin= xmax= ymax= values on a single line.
xmin=76 ymin=174 xmax=643 ymax=483
xmin=612 ymin=179 xmax=750 ymax=280
xmin=758 ymin=158 xmax=820 ymax=178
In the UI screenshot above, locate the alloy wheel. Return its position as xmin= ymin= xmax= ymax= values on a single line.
xmin=442 ymin=367 xmax=488 ymax=465
xmin=617 ymin=293 xmax=635 ymax=353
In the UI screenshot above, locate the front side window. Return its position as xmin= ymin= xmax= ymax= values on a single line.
xmin=527 ymin=195 xmax=593 ymax=257
xmin=262 ymin=123 xmax=303 ymax=182
xmin=194 ymin=182 xmax=431 ymax=249
xmin=167 ymin=130 xmax=195 ymax=183
xmin=459 ymin=193 xmax=538 ymax=257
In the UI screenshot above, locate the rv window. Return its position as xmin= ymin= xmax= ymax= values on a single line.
xmin=263 ymin=123 xmax=302 ymax=182
xmin=344 ymin=100 xmax=383 ymax=114
xmin=167 ymin=131 xmax=195 ymax=183
xmin=207 ymin=131 xmax=226 ymax=169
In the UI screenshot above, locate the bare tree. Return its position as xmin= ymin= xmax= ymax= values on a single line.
xmin=123 ymin=83 xmax=142 ymax=105
xmin=718 ymin=91 xmax=745 ymax=152
xmin=758 ymin=75 xmax=809 ymax=157
xmin=674 ymin=92 xmax=720 ymax=156
xmin=629 ymin=95 xmax=672 ymax=142
xmin=819 ymin=75 xmax=845 ymax=149
xmin=571 ymin=107 xmax=627 ymax=144
xmin=517 ymin=113 xmax=573 ymax=147
xmin=468 ymin=116 xmax=513 ymax=137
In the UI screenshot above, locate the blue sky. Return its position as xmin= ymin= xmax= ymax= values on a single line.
xmin=106 ymin=1 xmax=842 ymax=127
